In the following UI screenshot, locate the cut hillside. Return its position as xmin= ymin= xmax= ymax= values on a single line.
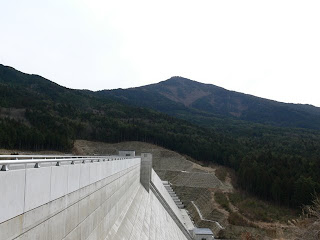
xmin=72 ymin=140 xmax=299 ymax=239
xmin=0 ymin=148 xmax=64 ymax=155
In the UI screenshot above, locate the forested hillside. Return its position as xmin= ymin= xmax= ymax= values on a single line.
xmin=100 ymin=76 xmax=320 ymax=130
xmin=1 ymin=64 xmax=320 ymax=208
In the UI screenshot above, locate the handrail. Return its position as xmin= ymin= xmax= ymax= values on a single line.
xmin=0 ymin=155 xmax=118 ymax=158
xmin=0 ymin=155 xmax=135 ymax=171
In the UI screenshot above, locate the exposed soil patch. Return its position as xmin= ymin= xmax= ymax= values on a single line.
xmin=0 ymin=107 xmax=30 ymax=126
xmin=0 ymin=148 xmax=64 ymax=156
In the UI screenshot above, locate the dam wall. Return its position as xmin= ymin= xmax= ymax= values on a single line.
xmin=0 ymin=155 xmax=191 ymax=240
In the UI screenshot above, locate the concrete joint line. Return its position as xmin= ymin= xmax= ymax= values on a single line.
xmin=11 ymin=164 xmax=140 ymax=240
xmin=127 ymin=188 xmax=147 ymax=240
xmin=190 ymin=201 xmax=224 ymax=229
xmin=82 ymin=171 xmax=140 ymax=240
xmin=99 ymin=182 xmax=141 ymax=240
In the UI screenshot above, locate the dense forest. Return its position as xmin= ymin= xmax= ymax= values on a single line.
xmin=100 ymin=76 xmax=320 ymax=130
xmin=0 ymin=64 xmax=320 ymax=208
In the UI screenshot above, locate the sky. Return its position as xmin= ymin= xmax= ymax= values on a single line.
xmin=1 ymin=0 xmax=320 ymax=106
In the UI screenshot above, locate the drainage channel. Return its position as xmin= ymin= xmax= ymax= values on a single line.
xmin=191 ymin=201 xmax=224 ymax=230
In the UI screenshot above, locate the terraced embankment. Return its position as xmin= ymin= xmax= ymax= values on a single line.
xmin=73 ymin=140 xmax=231 ymax=237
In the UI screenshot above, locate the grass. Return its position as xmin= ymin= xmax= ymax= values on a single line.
xmin=228 ymin=212 xmax=255 ymax=227
xmin=215 ymin=191 xmax=231 ymax=212
xmin=215 ymin=167 xmax=228 ymax=182
xmin=228 ymin=192 xmax=298 ymax=223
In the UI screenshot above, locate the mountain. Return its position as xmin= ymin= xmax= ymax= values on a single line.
xmin=1 ymin=64 xmax=320 ymax=207
xmin=0 ymin=64 xmax=233 ymax=161
xmin=100 ymin=76 xmax=320 ymax=130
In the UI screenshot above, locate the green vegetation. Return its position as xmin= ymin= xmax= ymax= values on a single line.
xmin=0 ymin=117 xmax=72 ymax=151
xmin=0 ymin=64 xmax=320 ymax=208
xmin=215 ymin=192 xmax=231 ymax=212
xmin=215 ymin=167 xmax=228 ymax=182
xmin=100 ymin=76 xmax=320 ymax=130
xmin=228 ymin=212 xmax=254 ymax=227
xmin=228 ymin=192 xmax=298 ymax=223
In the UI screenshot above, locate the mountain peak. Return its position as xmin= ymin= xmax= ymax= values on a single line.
xmin=167 ymin=76 xmax=191 ymax=81
xmin=159 ymin=76 xmax=205 ymax=89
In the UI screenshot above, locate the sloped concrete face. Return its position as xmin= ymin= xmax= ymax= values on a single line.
xmin=103 ymin=185 xmax=188 ymax=240
xmin=0 ymin=156 xmax=190 ymax=240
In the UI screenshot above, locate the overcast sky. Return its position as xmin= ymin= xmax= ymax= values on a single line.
xmin=1 ymin=0 xmax=320 ymax=106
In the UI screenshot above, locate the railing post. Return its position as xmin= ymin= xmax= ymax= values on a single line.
xmin=140 ymin=153 xmax=152 ymax=192
xmin=0 ymin=165 xmax=9 ymax=171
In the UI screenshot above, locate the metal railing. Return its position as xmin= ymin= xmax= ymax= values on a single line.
xmin=0 ymin=155 xmax=132 ymax=171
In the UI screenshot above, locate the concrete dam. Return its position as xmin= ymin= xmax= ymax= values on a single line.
xmin=0 ymin=152 xmax=213 ymax=240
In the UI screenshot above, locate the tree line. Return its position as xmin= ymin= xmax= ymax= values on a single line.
xmin=1 ymin=64 xmax=319 ymax=208
xmin=1 ymin=105 xmax=319 ymax=207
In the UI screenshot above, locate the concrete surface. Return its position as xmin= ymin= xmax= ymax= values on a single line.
xmin=151 ymin=169 xmax=184 ymax=224
xmin=181 ymin=209 xmax=195 ymax=232
xmin=0 ymin=158 xmax=140 ymax=238
xmin=105 ymin=185 xmax=188 ymax=240
xmin=140 ymin=153 xmax=152 ymax=192
xmin=24 ymin=166 xmax=52 ymax=212
xmin=0 ymin=155 xmax=190 ymax=240
xmin=0 ymin=169 xmax=25 ymax=223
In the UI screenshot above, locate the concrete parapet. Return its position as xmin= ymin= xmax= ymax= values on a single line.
xmin=151 ymin=169 xmax=184 ymax=224
xmin=0 ymin=153 xmax=193 ymax=240
xmin=0 ymin=157 xmax=141 ymax=240
xmin=0 ymin=170 xmax=25 ymax=226
xmin=140 ymin=153 xmax=152 ymax=192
